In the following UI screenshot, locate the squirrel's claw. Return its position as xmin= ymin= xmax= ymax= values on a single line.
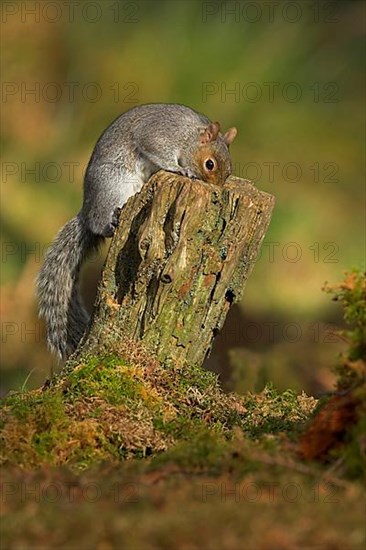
xmin=179 ymin=167 xmax=198 ymax=180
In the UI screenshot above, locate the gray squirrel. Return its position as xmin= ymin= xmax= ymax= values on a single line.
xmin=37 ymin=103 xmax=237 ymax=360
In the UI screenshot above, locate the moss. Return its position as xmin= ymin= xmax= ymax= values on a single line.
xmin=241 ymin=384 xmax=317 ymax=438
xmin=173 ymin=363 xmax=219 ymax=393
xmin=151 ymin=428 xmax=229 ymax=471
xmin=153 ymin=415 xmax=224 ymax=444
xmin=1 ymin=348 xmax=247 ymax=468
xmin=64 ymin=356 xmax=144 ymax=405
xmin=0 ymin=390 xmax=69 ymax=467
xmin=1 ymin=343 xmax=316 ymax=470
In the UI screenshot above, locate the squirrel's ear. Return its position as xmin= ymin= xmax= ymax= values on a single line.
xmin=200 ymin=122 xmax=221 ymax=144
xmin=223 ymin=127 xmax=237 ymax=146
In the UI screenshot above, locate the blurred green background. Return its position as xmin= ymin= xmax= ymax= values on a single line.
xmin=1 ymin=0 xmax=365 ymax=395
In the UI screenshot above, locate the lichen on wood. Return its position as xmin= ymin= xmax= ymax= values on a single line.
xmin=78 ymin=171 xmax=275 ymax=367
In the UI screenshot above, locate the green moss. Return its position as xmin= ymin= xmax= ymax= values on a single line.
xmin=0 ymin=346 xmax=317 ymax=470
xmin=154 ymin=415 xmax=220 ymax=442
xmin=175 ymin=363 xmax=219 ymax=392
xmin=64 ymin=356 xmax=142 ymax=405
xmin=1 ymin=350 xmax=241 ymax=468
xmin=241 ymin=384 xmax=316 ymax=438
xmin=5 ymin=389 xmax=63 ymax=422
xmin=1 ymin=389 xmax=69 ymax=466
xmin=151 ymin=428 xmax=229 ymax=471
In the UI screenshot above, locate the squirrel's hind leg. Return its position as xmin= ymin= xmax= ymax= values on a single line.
xmin=84 ymin=166 xmax=144 ymax=237
xmin=101 ymin=207 xmax=122 ymax=237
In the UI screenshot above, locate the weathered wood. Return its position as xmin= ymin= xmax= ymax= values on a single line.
xmin=78 ymin=171 xmax=275 ymax=367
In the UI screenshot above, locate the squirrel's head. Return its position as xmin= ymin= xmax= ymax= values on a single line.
xmin=194 ymin=122 xmax=237 ymax=185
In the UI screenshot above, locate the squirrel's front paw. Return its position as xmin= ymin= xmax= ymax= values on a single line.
xmin=179 ymin=167 xmax=198 ymax=180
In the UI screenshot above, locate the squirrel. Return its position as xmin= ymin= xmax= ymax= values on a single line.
xmin=37 ymin=103 xmax=237 ymax=360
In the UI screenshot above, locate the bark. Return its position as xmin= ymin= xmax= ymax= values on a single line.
xmin=78 ymin=171 xmax=275 ymax=367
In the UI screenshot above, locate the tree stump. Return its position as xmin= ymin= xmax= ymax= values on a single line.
xmin=77 ymin=171 xmax=275 ymax=367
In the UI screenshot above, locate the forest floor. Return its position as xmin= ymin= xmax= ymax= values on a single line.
xmin=1 ymin=272 xmax=365 ymax=549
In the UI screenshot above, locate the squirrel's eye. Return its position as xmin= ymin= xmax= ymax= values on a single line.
xmin=205 ymin=159 xmax=215 ymax=171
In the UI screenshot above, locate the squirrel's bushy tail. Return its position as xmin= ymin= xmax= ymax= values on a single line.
xmin=37 ymin=215 xmax=101 ymax=360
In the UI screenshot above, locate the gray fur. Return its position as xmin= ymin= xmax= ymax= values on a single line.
xmin=37 ymin=215 xmax=101 ymax=359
